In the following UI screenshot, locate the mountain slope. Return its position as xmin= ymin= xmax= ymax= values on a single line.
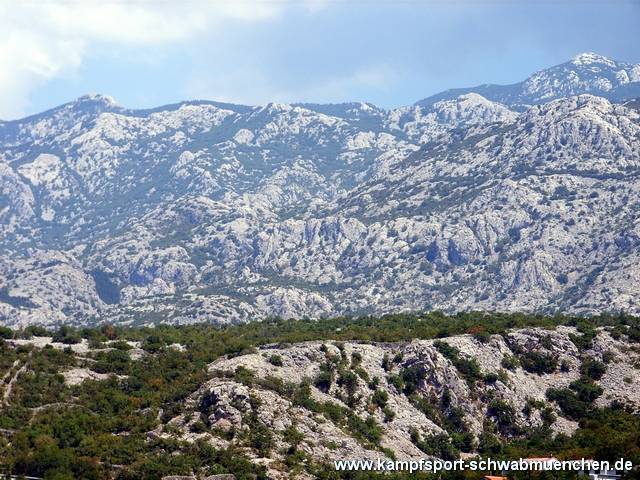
xmin=1 ymin=54 xmax=640 ymax=327
xmin=417 ymin=53 xmax=640 ymax=109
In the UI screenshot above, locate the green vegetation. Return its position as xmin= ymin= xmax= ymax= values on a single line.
xmin=518 ymin=351 xmax=558 ymax=374
xmin=434 ymin=341 xmax=482 ymax=385
xmin=580 ymin=357 xmax=607 ymax=380
xmin=0 ymin=311 xmax=639 ymax=479
xmin=500 ymin=354 xmax=519 ymax=371
xmin=268 ymin=353 xmax=283 ymax=367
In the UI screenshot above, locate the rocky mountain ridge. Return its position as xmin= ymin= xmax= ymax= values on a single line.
xmin=1 ymin=54 xmax=640 ymax=327
xmin=417 ymin=52 xmax=640 ymax=109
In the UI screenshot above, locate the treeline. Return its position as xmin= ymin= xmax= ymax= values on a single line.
xmin=3 ymin=310 xmax=640 ymax=358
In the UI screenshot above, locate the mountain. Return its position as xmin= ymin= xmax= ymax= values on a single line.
xmin=417 ymin=52 xmax=640 ymax=109
xmin=1 ymin=54 xmax=640 ymax=327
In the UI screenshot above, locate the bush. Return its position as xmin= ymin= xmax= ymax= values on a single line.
xmin=487 ymin=399 xmax=520 ymax=435
xmin=142 ymin=334 xmax=164 ymax=353
xmin=351 ymin=351 xmax=363 ymax=366
xmin=569 ymin=376 xmax=603 ymax=403
xmin=478 ymin=431 xmax=502 ymax=455
xmin=354 ymin=367 xmax=370 ymax=382
xmin=93 ymin=349 xmax=131 ymax=375
xmin=348 ymin=415 xmax=382 ymax=445
xmin=387 ymin=374 xmax=403 ymax=393
xmin=400 ymin=365 xmax=427 ymax=396
xmin=382 ymin=406 xmax=395 ymax=422
xmin=519 ymin=351 xmax=558 ymax=374
xmin=24 ymin=325 xmax=49 ymax=338
xmin=484 ymin=372 xmax=499 ymax=384
xmin=541 ymin=406 xmax=556 ymax=426
xmin=434 ymin=341 xmax=482 ymax=385
xmin=451 ymin=431 xmax=474 ymax=452
xmin=434 ymin=340 xmax=458 ymax=360
xmin=501 ymin=355 xmax=519 ymax=371
xmin=52 ymin=326 xmax=80 ymax=345
xmin=282 ymin=425 xmax=304 ymax=447
xmin=268 ymin=354 xmax=283 ymax=367
xmin=411 ymin=429 xmax=459 ymax=461
xmin=473 ymin=331 xmax=491 ymax=344
xmin=0 ymin=326 xmax=13 ymax=339
xmin=234 ymin=366 xmax=255 ymax=385
xmin=371 ymin=389 xmax=388 ymax=408
xmin=580 ymin=358 xmax=606 ymax=380
xmin=602 ymin=350 xmax=615 ymax=364
xmin=569 ymin=323 xmax=597 ymax=351
xmin=314 ymin=363 xmax=333 ymax=392
xmin=546 ymin=388 xmax=589 ymax=420
xmin=247 ymin=423 xmax=273 ymax=456
xmin=381 ymin=354 xmax=391 ymax=371
xmin=337 ymin=370 xmax=359 ymax=396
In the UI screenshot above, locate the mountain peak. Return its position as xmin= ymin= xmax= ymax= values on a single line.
xmin=75 ymin=93 xmax=118 ymax=107
xmin=570 ymin=52 xmax=616 ymax=67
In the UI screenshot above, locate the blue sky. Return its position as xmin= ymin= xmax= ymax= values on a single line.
xmin=1 ymin=0 xmax=639 ymax=119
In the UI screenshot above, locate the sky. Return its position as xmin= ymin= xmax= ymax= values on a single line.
xmin=1 ymin=0 xmax=639 ymax=120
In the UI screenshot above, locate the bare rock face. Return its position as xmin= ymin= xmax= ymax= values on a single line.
xmin=198 ymin=381 xmax=252 ymax=429
xmin=2 ymin=54 xmax=640 ymax=327
xmin=152 ymin=327 xmax=640 ymax=477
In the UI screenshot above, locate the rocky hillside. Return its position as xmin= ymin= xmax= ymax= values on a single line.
xmin=2 ymin=319 xmax=639 ymax=479
xmin=166 ymin=327 xmax=637 ymax=477
xmin=1 ymin=53 xmax=640 ymax=327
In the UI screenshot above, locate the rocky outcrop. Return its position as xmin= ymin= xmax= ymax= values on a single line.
xmin=149 ymin=327 xmax=640 ymax=477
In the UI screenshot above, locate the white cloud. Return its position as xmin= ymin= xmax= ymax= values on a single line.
xmin=0 ymin=0 xmax=302 ymax=119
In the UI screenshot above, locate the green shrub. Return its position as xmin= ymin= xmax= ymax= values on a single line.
xmin=400 ymin=365 xmax=426 ymax=396
xmin=478 ymin=431 xmax=502 ymax=455
xmin=52 ymin=326 xmax=80 ymax=345
xmin=546 ymin=387 xmax=590 ymax=420
xmin=268 ymin=354 xmax=283 ymax=367
xmin=601 ymin=350 xmax=615 ymax=364
xmin=387 ymin=374 xmax=403 ymax=393
xmin=484 ymin=372 xmax=499 ymax=384
xmin=381 ymin=354 xmax=391 ymax=371
xmin=314 ymin=362 xmax=333 ymax=392
xmin=487 ymin=399 xmax=520 ymax=435
xmin=337 ymin=370 xmax=359 ymax=396
xmin=0 ymin=326 xmax=13 ymax=339
xmin=519 ymin=351 xmax=558 ymax=374
xmin=382 ymin=406 xmax=395 ymax=422
xmin=501 ymin=355 xmax=519 ymax=371
xmin=371 ymin=389 xmax=388 ymax=408
xmin=580 ymin=358 xmax=606 ymax=381
xmin=410 ymin=429 xmax=459 ymax=461
xmin=569 ymin=323 xmax=597 ymax=351
xmin=434 ymin=341 xmax=482 ymax=385
xmin=569 ymin=376 xmax=603 ymax=403
xmin=282 ymin=425 xmax=304 ymax=447
xmin=473 ymin=331 xmax=491 ymax=344
xmin=351 ymin=351 xmax=363 ymax=366
xmin=348 ymin=415 xmax=382 ymax=445
xmin=234 ymin=366 xmax=255 ymax=385
xmin=247 ymin=423 xmax=273 ymax=456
